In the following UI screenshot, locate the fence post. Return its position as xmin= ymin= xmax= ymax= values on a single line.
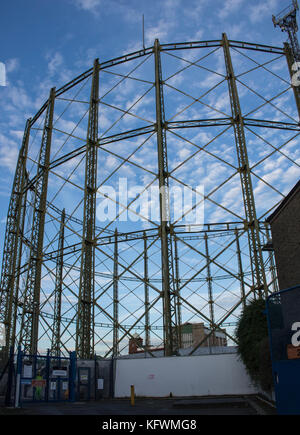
xmin=69 ymin=351 xmax=76 ymax=402
xmin=94 ymin=353 xmax=97 ymax=401
xmin=4 ymin=346 xmax=14 ymax=406
xmin=45 ymin=349 xmax=50 ymax=402
xmin=109 ymin=356 xmax=115 ymax=399
xmin=130 ymin=385 xmax=135 ymax=406
xmin=14 ymin=346 xmax=22 ymax=408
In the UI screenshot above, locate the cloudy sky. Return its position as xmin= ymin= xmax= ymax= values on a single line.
xmin=1 ymin=0 xmax=300 ymax=352
xmin=0 ymin=0 xmax=298 ymax=227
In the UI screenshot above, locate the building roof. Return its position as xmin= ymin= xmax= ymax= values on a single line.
xmin=119 ymin=346 xmax=237 ymax=359
xmin=266 ymin=179 xmax=300 ymax=223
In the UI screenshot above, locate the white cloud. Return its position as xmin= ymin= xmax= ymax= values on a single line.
xmin=145 ymin=19 xmax=174 ymax=45
xmin=0 ymin=132 xmax=19 ymax=172
xmin=249 ymin=0 xmax=279 ymax=24
xmin=218 ymin=0 xmax=244 ymax=19
xmin=6 ymin=58 xmax=20 ymax=73
xmin=72 ymin=0 xmax=101 ymax=14
xmin=47 ymin=52 xmax=64 ymax=76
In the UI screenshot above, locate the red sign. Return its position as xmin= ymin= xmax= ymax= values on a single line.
xmin=32 ymin=379 xmax=46 ymax=388
xmin=287 ymin=344 xmax=300 ymax=360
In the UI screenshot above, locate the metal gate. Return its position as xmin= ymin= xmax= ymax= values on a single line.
xmin=3 ymin=349 xmax=115 ymax=406
xmin=266 ymin=285 xmax=300 ymax=415
xmin=15 ymin=348 xmax=76 ymax=406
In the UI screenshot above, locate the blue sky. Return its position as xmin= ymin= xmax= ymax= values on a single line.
xmin=1 ymin=0 xmax=300 ymax=353
xmin=0 ymin=0 xmax=297 ymax=227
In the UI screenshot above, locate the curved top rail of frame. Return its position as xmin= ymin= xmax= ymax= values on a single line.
xmin=28 ymin=37 xmax=285 ymax=128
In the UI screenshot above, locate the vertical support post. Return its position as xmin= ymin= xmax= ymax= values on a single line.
xmin=264 ymin=223 xmax=279 ymax=293
xmin=174 ymin=236 xmax=182 ymax=349
xmin=143 ymin=232 xmax=150 ymax=350
xmin=14 ymin=346 xmax=22 ymax=408
xmin=45 ymin=348 xmax=50 ymax=402
xmin=130 ymin=384 xmax=135 ymax=406
xmin=154 ymin=38 xmax=178 ymax=356
xmin=11 ymin=184 xmax=28 ymax=352
xmin=0 ymin=119 xmax=31 ymax=357
xmin=94 ymin=353 xmax=97 ymax=401
xmin=69 ymin=351 xmax=76 ymax=402
xmin=4 ymin=346 xmax=14 ymax=407
xmin=109 ymin=355 xmax=115 ymax=399
xmin=222 ymin=33 xmax=267 ymax=298
xmin=113 ymin=229 xmax=119 ymax=358
xmin=235 ymin=228 xmax=246 ymax=309
xmin=204 ymin=233 xmax=214 ymax=329
xmin=51 ymin=209 xmax=65 ymax=357
xmin=76 ymin=59 xmax=99 ymax=359
xmin=142 ymin=14 xmax=145 ymax=50
xmin=284 ymin=42 xmax=300 ymax=120
xmin=20 ymin=87 xmax=56 ymax=355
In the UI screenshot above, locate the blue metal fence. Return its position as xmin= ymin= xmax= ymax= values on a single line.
xmin=266 ymin=285 xmax=300 ymax=415
xmin=14 ymin=347 xmax=76 ymax=407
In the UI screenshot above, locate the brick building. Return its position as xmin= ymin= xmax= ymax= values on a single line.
xmin=180 ymin=322 xmax=227 ymax=349
xmin=266 ymin=180 xmax=300 ymax=290
xmin=128 ymin=323 xmax=227 ymax=354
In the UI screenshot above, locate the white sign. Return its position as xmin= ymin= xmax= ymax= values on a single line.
xmin=97 ymin=379 xmax=104 ymax=390
xmin=62 ymin=382 xmax=68 ymax=391
xmin=23 ymin=364 xmax=33 ymax=378
xmin=80 ymin=374 xmax=88 ymax=381
xmin=291 ymin=322 xmax=300 ymax=346
xmin=0 ymin=322 xmax=5 ymax=347
xmin=21 ymin=379 xmax=31 ymax=385
xmin=50 ymin=382 xmax=56 ymax=391
xmin=52 ymin=369 xmax=67 ymax=377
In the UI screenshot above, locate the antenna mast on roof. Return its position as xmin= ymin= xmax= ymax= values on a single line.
xmin=272 ymin=0 xmax=300 ymax=62
xmin=142 ymin=14 xmax=145 ymax=50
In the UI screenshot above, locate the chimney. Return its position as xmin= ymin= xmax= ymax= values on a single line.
xmin=129 ymin=333 xmax=143 ymax=354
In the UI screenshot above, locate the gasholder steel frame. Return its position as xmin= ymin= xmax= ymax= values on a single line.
xmin=0 ymin=34 xmax=299 ymax=359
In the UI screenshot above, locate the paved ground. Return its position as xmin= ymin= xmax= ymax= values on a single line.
xmin=0 ymin=395 xmax=277 ymax=415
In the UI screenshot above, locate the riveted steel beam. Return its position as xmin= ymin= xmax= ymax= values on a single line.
xmin=222 ymin=33 xmax=268 ymax=298
xmin=20 ymin=88 xmax=56 ymax=354
xmin=173 ymin=236 xmax=182 ymax=349
xmin=235 ymin=228 xmax=246 ymax=309
xmin=76 ymin=59 xmax=99 ymax=359
xmin=51 ymin=209 xmax=65 ymax=357
xmin=113 ymin=229 xmax=119 ymax=357
xmin=154 ymin=39 xmax=178 ymax=356
xmin=0 ymin=119 xmax=30 ymax=356
xmin=143 ymin=232 xmax=150 ymax=350
xmin=204 ymin=233 xmax=214 ymax=327
xmin=284 ymin=42 xmax=300 ymax=120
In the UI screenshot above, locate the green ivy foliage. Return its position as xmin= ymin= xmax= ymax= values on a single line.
xmin=235 ymin=298 xmax=273 ymax=392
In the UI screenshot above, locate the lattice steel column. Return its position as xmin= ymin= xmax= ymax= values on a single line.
xmin=10 ymin=181 xmax=28 ymax=353
xmin=264 ymin=223 xmax=279 ymax=293
xmin=143 ymin=232 xmax=150 ymax=350
xmin=204 ymin=233 xmax=214 ymax=327
xmin=154 ymin=39 xmax=178 ymax=356
xmin=76 ymin=59 xmax=99 ymax=359
xmin=20 ymin=88 xmax=55 ymax=354
xmin=222 ymin=33 xmax=268 ymax=298
xmin=51 ymin=209 xmax=65 ymax=357
xmin=18 ymin=90 xmax=55 ymax=354
xmin=174 ymin=236 xmax=182 ymax=349
xmin=235 ymin=228 xmax=246 ymax=309
xmin=113 ymin=229 xmax=119 ymax=357
xmin=284 ymin=42 xmax=300 ymax=120
xmin=0 ymin=119 xmax=30 ymax=356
